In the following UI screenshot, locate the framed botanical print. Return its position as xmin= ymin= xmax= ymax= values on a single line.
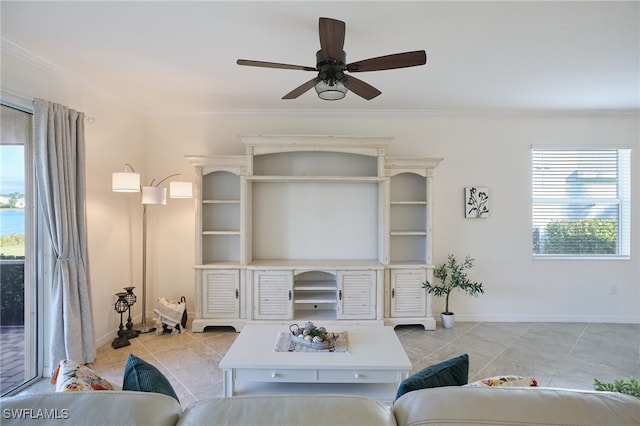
xmin=465 ymin=187 xmax=489 ymax=218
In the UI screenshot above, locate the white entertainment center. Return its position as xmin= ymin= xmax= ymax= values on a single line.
xmin=188 ymin=135 xmax=442 ymax=332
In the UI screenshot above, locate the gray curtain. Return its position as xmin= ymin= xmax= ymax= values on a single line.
xmin=33 ymin=98 xmax=95 ymax=365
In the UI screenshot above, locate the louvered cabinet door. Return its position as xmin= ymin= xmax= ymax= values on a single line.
xmin=253 ymin=270 xmax=293 ymax=320
xmin=337 ymin=271 xmax=376 ymax=319
xmin=202 ymin=270 xmax=240 ymax=319
xmin=389 ymin=269 xmax=427 ymax=318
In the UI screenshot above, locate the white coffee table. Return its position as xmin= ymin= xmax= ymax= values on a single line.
xmin=219 ymin=325 xmax=411 ymax=404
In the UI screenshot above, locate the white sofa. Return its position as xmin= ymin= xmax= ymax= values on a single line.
xmin=2 ymin=387 xmax=639 ymax=425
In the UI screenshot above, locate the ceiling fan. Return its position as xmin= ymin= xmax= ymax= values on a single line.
xmin=237 ymin=17 xmax=427 ymax=101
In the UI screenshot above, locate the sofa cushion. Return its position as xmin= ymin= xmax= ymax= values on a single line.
xmin=178 ymin=394 xmax=396 ymax=426
xmin=51 ymin=359 xmax=117 ymax=392
xmin=393 ymin=386 xmax=640 ymax=426
xmin=122 ymin=354 xmax=179 ymax=402
xmin=0 ymin=391 xmax=182 ymax=426
xmin=395 ymin=353 xmax=468 ymax=400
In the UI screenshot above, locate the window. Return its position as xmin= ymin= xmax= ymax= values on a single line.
xmin=532 ymin=148 xmax=631 ymax=258
xmin=1 ymin=104 xmax=40 ymax=395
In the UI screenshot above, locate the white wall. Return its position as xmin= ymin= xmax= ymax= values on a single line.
xmin=144 ymin=112 xmax=639 ymax=324
xmin=3 ymin=47 xmax=639 ymax=374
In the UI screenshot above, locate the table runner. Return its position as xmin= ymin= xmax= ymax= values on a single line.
xmin=274 ymin=331 xmax=349 ymax=353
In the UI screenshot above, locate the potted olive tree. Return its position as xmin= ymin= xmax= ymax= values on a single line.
xmin=422 ymin=254 xmax=485 ymax=328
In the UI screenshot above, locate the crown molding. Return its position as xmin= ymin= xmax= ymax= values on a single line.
xmin=1 ymin=36 xmax=144 ymax=115
xmin=1 ymin=36 xmax=70 ymax=79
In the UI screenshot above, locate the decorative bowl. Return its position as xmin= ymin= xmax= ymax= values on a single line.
xmin=289 ymin=322 xmax=338 ymax=350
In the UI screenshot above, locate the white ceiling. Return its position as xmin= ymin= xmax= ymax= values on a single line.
xmin=2 ymin=1 xmax=639 ymax=114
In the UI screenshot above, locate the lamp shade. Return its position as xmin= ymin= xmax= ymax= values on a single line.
xmin=112 ymin=172 xmax=140 ymax=192
xmin=142 ymin=186 xmax=167 ymax=205
xmin=315 ymin=80 xmax=348 ymax=100
xmin=170 ymin=181 xmax=193 ymax=198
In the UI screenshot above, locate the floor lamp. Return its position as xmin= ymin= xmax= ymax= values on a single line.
xmin=112 ymin=164 xmax=192 ymax=333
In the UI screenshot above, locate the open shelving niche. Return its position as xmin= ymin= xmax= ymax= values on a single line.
xmin=187 ymin=136 xmax=442 ymax=332
xmin=293 ymin=271 xmax=337 ymax=320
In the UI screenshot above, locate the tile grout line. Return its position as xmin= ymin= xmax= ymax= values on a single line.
xmin=549 ymin=323 xmax=590 ymax=388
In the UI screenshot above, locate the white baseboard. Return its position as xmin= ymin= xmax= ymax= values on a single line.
xmin=449 ymin=313 xmax=640 ymax=324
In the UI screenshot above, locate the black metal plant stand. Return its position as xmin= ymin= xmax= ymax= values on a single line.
xmin=123 ymin=286 xmax=139 ymax=339
xmin=112 ymin=292 xmax=131 ymax=349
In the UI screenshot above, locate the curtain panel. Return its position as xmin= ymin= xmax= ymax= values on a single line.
xmin=33 ymin=98 xmax=95 ymax=366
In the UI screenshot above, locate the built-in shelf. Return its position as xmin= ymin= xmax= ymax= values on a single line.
xmin=246 ymin=176 xmax=385 ymax=183
xmin=390 ymin=201 xmax=427 ymax=205
xmin=247 ymin=260 xmax=384 ymax=269
xmin=195 ymin=262 xmax=242 ymax=269
xmin=294 ymin=281 xmax=338 ymax=291
xmin=203 ymin=231 xmax=240 ymax=235
xmin=294 ymin=294 xmax=337 ymax=304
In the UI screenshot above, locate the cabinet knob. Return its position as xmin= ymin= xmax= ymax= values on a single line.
xmin=354 ymin=373 xmax=360 ymax=379
xmin=271 ymin=372 xmax=278 ymax=379
xmin=391 ymin=288 xmax=395 ymax=298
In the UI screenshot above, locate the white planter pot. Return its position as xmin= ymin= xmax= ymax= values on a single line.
xmin=441 ymin=312 xmax=455 ymax=329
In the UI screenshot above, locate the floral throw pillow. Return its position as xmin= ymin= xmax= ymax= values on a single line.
xmin=466 ymin=375 xmax=538 ymax=387
xmin=51 ymin=359 xmax=116 ymax=392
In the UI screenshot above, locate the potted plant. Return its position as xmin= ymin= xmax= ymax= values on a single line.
xmin=594 ymin=377 xmax=640 ymax=398
xmin=422 ymin=254 xmax=485 ymax=328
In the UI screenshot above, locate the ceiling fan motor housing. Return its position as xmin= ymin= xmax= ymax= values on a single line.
xmin=316 ymin=50 xmax=346 ymax=84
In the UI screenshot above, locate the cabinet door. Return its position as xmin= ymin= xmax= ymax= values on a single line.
xmin=202 ymin=270 xmax=240 ymax=319
xmin=390 ymin=269 xmax=427 ymax=317
xmin=253 ymin=270 xmax=293 ymax=320
xmin=337 ymin=271 xmax=376 ymax=319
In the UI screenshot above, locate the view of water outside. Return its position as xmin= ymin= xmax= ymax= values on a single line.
xmin=0 ymin=145 xmax=25 ymax=257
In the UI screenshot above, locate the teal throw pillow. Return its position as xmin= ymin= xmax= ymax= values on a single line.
xmin=395 ymin=353 xmax=469 ymax=400
xmin=122 ymin=354 xmax=179 ymax=402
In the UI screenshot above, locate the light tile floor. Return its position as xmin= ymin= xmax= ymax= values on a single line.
xmin=18 ymin=322 xmax=640 ymax=408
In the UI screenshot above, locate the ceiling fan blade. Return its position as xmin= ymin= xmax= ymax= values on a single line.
xmin=237 ymin=59 xmax=316 ymax=72
xmin=319 ymin=17 xmax=345 ymax=61
xmin=342 ymin=75 xmax=381 ymax=100
xmin=282 ymin=78 xmax=321 ymax=99
xmin=346 ymin=50 xmax=427 ymax=72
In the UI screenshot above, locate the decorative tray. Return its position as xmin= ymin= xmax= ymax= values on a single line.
xmin=289 ymin=322 xmax=338 ymax=350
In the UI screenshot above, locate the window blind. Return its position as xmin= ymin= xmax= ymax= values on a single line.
xmin=532 ymin=148 xmax=630 ymax=257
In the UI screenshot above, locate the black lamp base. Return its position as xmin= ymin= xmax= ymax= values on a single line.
xmin=111 ymin=336 xmax=131 ymax=349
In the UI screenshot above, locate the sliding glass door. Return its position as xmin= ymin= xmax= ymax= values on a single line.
xmin=0 ymin=104 xmax=39 ymax=395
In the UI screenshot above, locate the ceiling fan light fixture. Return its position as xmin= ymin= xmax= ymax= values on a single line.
xmin=314 ymin=79 xmax=348 ymax=100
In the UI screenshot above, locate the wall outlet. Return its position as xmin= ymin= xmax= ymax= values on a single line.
xmin=608 ymin=285 xmax=618 ymax=295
